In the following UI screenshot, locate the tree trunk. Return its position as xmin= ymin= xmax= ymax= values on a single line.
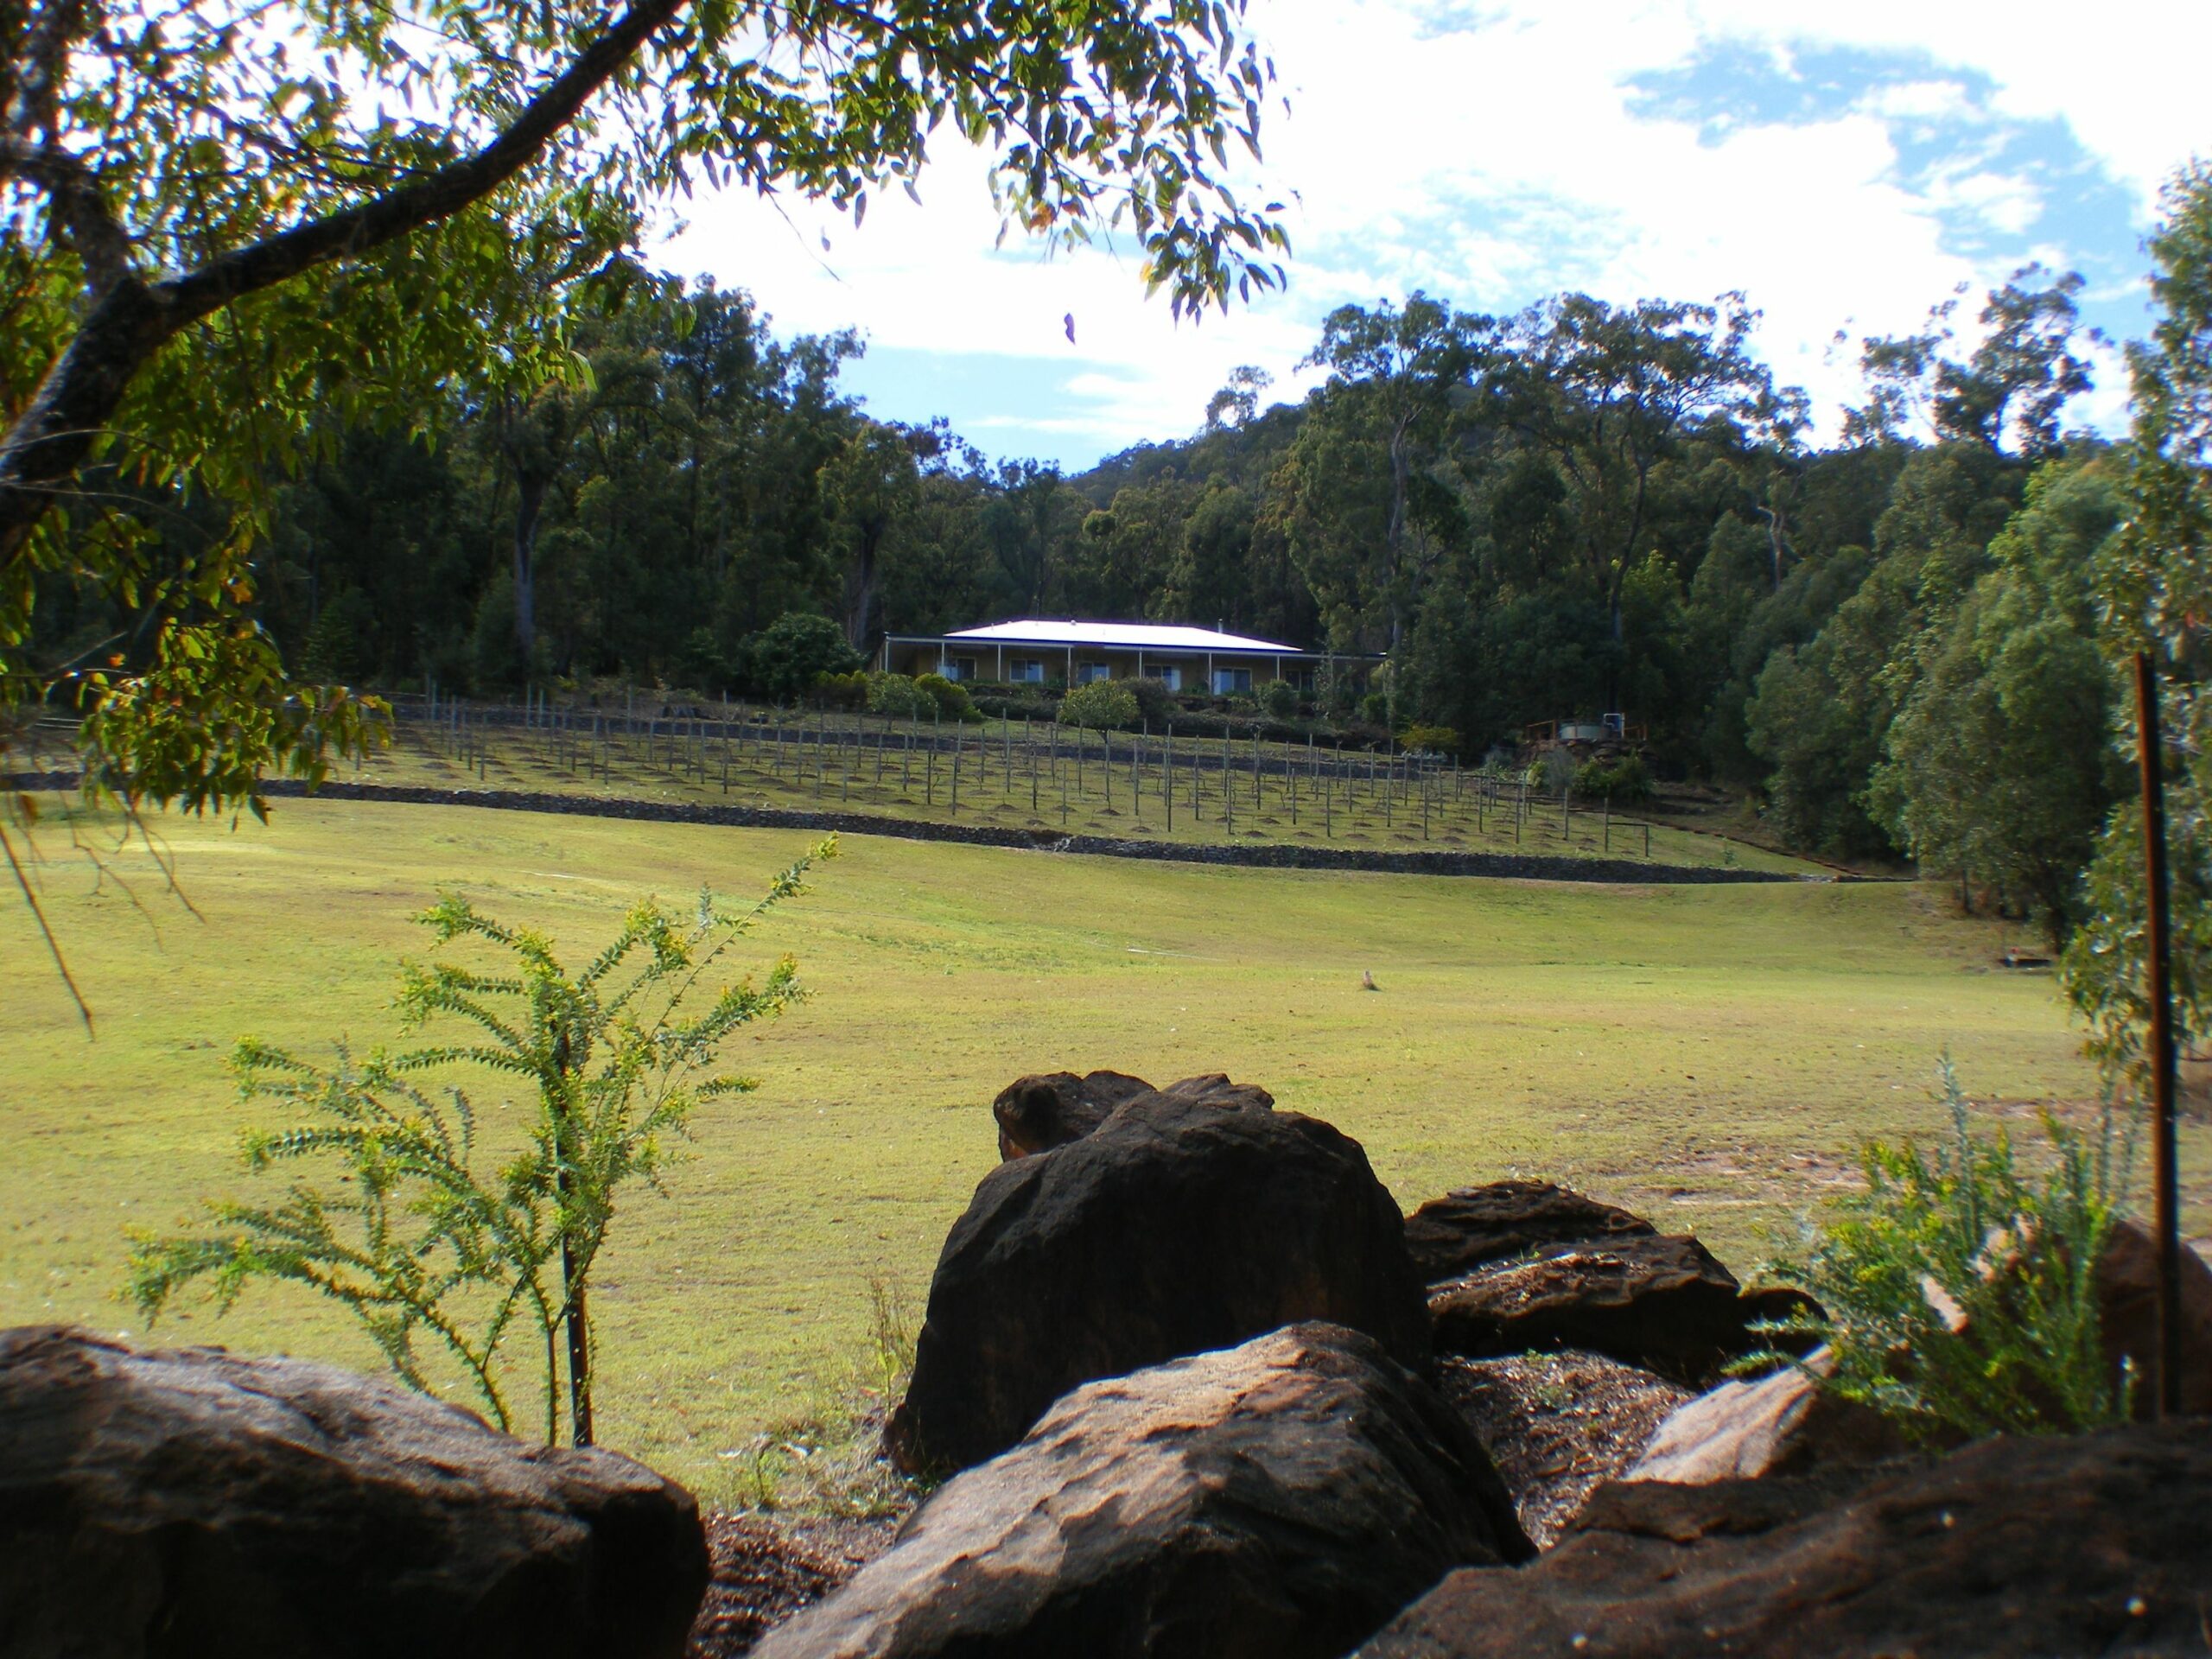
xmin=560 ymin=1230 xmax=593 ymax=1446
xmin=843 ymin=519 xmax=885 ymax=649
xmin=548 ymin=1031 xmax=592 ymax=1446
xmin=1385 ymin=414 xmax=1412 ymax=650
xmin=513 ymin=469 xmax=549 ymax=658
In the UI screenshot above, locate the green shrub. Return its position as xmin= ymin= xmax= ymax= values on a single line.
xmin=812 ymin=671 xmax=868 ymax=710
xmin=1060 ymin=679 xmax=1141 ymax=729
xmin=865 ymin=671 xmax=934 ymax=719
xmin=1258 ymin=679 xmax=1300 ymax=718
xmin=1528 ymin=748 xmax=1576 ymax=792
xmin=1401 ymin=723 xmax=1459 ymax=756
xmin=971 ymin=692 xmax=1060 ymax=723
xmin=1574 ymin=753 xmax=1653 ymax=802
xmin=743 ymin=612 xmax=861 ymax=702
xmin=913 ymin=672 xmax=978 ymax=721
xmin=1128 ymin=677 xmax=1177 ymax=727
xmin=1751 ymin=1058 xmax=2133 ymax=1442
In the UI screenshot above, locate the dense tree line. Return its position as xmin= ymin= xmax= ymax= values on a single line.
xmin=19 ymin=244 xmax=2143 ymax=934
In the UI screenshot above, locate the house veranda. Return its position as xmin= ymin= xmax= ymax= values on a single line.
xmin=879 ymin=619 xmax=1374 ymax=698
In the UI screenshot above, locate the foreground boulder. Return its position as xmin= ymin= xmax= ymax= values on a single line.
xmin=0 ymin=1325 xmax=707 ymax=1659
xmin=1429 ymin=1234 xmax=1775 ymax=1386
xmin=2095 ymin=1218 xmax=2212 ymax=1416
xmin=990 ymin=1070 xmax=1155 ymax=1159
xmin=989 ymin=1069 xmax=1274 ymax=1160
xmin=761 ymin=1325 xmax=1532 ymax=1659
xmin=888 ymin=1077 xmax=1427 ymax=1471
xmin=1624 ymin=1346 xmax=1903 ymax=1484
xmin=1402 ymin=1181 xmax=1656 ymax=1285
xmin=1357 ymin=1418 xmax=2212 ymax=1657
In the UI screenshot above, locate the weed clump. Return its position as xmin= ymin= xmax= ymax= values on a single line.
xmin=735 ymin=1275 xmax=926 ymax=1518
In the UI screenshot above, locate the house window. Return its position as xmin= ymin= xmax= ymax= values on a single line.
xmin=940 ymin=655 xmax=979 ymax=683
xmin=1009 ymin=658 xmax=1045 ymax=683
xmin=1290 ymin=669 xmax=1317 ymax=692
xmin=1155 ymin=666 xmax=1181 ymax=691
xmin=1077 ymin=662 xmax=1112 ymax=683
xmin=1211 ymin=667 xmax=1253 ymax=695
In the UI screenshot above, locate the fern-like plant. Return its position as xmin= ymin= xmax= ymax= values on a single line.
xmin=1754 ymin=1057 xmax=2134 ymax=1441
xmin=126 ymin=837 xmax=836 ymax=1445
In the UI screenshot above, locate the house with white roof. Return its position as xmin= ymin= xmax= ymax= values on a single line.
xmin=878 ymin=619 xmax=1376 ymax=697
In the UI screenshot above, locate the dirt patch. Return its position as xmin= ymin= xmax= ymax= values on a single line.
xmin=1439 ymin=1349 xmax=1694 ymax=1548
xmin=688 ymin=1511 xmax=901 ymax=1657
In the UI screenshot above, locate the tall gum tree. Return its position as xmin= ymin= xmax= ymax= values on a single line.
xmin=1290 ymin=294 xmax=1474 ymax=650
xmin=1470 ymin=293 xmax=1794 ymax=646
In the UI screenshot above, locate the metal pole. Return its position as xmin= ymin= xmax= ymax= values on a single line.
xmin=2134 ymin=650 xmax=2183 ymax=1421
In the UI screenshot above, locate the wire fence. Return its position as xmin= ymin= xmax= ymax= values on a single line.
xmin=13 ymin=687 xmax=1726 ymax=860
xmin=355 ymin=688 xmax=1669 ymax=861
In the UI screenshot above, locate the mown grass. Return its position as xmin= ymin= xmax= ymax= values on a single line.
xmin=5 ymin=792 xmax=2191 ymax=1505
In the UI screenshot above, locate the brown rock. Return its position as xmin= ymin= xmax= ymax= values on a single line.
xmin=1429 ymin=1234 xmax=1760 ymax=1386
xmin=0 ymin=1325 xmax=708 ymax=1659
xmin=1402 ymin=1181 xmax=1656 ymax=1284
xmin=1143 ymin=1071 xmax=1276 ymax=1114
xmin=760 ymin=1325 xmax=1532 ymax=1659
xmin=1624 ymin=1345 xmax=1904 ymax=1484
xmin=1357 ymin=1419 xmax=2212 ymax=1657
xmin=888 ymin=1080 xmax=1425 ymax=1473
xmin=989 ymin=1070 xmax=1156 ymax=1159
xmin=2095 ymin=1218 xmax=2212 ymax=1416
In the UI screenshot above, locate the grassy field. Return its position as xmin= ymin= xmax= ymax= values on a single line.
xmin=5 ymin=792 xmax=2196 ymax=1503
xmin=321 ymin=707 xmax=1821 ymax=874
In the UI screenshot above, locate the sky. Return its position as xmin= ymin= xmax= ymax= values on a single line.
xmin=657 ymin=0 xmax=2212 ymax=473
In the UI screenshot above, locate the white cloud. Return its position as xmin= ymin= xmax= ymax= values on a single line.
xmin=653 ymin=0 xmax=2205 ymax=464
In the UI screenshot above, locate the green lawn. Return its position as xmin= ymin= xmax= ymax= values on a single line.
xmin=5 ymin=793 xmax=2191 ymax=1504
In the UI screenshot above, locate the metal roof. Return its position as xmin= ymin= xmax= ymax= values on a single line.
xmin=942 ymin=619 xmax=1303 ymax=653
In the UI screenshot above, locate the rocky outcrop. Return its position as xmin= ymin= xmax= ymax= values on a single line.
xmin=887 ymin=1079 xmax=1427 ymax=1473
xmin=990 ymin=1070 xmax=1155 ymax=1159
xmin=1402 ymin=1181 xmax=1656 ymax=1285
xmin=0 ymin=1325 xmax=708 ymax=1659
xmin=2095 ymin=1218 xmax=2212 ymax=1416
xmin=761 ymin=1325 xmax=1532 ymax=1659
xmin=1357 ymin=1418 xmax=2212 ymax=1657
xmin=1623 ymin=1346 xmax=1903 ymax=1484
xmin=1429 ymin=1234 xmax=1770 ymax=1386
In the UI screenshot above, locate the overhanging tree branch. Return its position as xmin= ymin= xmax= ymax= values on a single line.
xmin=0 ymin=137 xmax=134 ymax=296
xmin=0 ymin=0 xmax=690 ymax=565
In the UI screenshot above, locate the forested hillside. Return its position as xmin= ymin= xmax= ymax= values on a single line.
xmin=27 ymin=259 xmax=2126 ymax=909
